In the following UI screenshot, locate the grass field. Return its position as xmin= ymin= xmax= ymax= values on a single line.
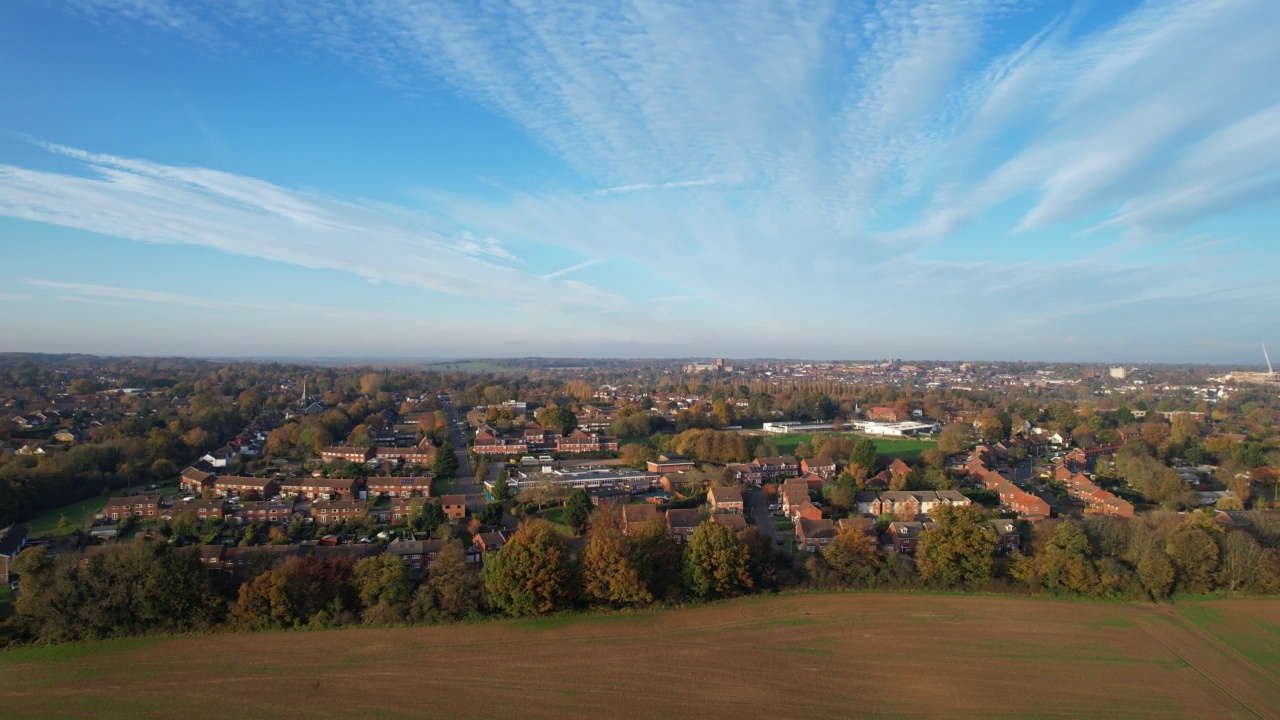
xmin=768 ymin=433 xmax=937 ymax=459
xmin=24 ymin=480 xmax=180 ymax=540
xmin=2 ymin=594 xmax=1277 ymax=719
xmin=532 ymin=506 xmax=575 ymax=536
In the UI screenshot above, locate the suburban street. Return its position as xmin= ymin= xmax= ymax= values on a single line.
xmin=438 ymin=395 xmax=486 ymax=511
xmin=746 ymin=487 xmax=783 ymax=546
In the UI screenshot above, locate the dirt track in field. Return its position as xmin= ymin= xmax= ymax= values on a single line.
xmin=2 ymin=593 xmax=1279 ymax=720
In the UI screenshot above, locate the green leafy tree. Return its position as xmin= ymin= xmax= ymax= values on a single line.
xmin=491 ymin=471 xmax=512 ymax=503
xmin=1037 ymin=522 xmax=1100 ymax=595
xmin=739 ymin=526 xmax=778 ymax=591
xmin=1137 ymin=549 xmax=1175 ymax=600
xmin=849 ymin=437 xmax=880 ymax=476
xmin=580 ymin=508 xmax=652 ymax=606
xmin=563 ymin=489 xmax=593 ymax=534
xmin=631 ymin=518 xmax=685 ymax=601
xmin=683 ymin=520 xmax=753 ymax=599
xmin=433 ymin=443 xmax=459 ymax=482
xmin=410 ymin=540 xmax=484 ymax=622
xmin=411 ymin=499 xmax=445 ymax=534
xmin=822 ymin=527 xmax=881 ymax=585
xmin=937 ymin=424 xmax=974 ymax=454
xmin=481 ymin=520 xmax=573 ymax=616
xmin=917 ymin=504 xmax=997 ymax=588
xmin=352 ymin=553 xmax=412 ymax=611
xmin=537 ymin=405 xmax=578 ymax=434
xmin=1165 ymin=512 xmax=1222 ymax=593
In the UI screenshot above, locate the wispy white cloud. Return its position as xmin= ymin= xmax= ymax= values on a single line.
xmin=31 ymin=279 xmax=265 ymax=312
xmin=0 ymin=145 xmax=624 ymax=316
xmin=591 ymin=177 xmax=730 ymax=196
xmin=10 ymin=0 xmax=1280 ymax=360
xmin=542 ymin=258 xmax=604 ymax=280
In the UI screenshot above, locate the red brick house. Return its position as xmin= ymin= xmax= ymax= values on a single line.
xmin=724 ymin=463 xmax=763 ymax=485
xmin=666 ymin=508 xmax=702 ymax=543
xmin=441 ymin=494 xmax=466 ymax=521
xmin=235 ymin=500 xmax=298 ymax=525
xmin=868 ymin=406 xmax=902 ymax=422
xmin=887 ymin=521 xmax=927 ymax=554
xmin=179 ymin=467 xmax=216 ymax=494
xmin=163 ymin=499 xmax=226 ymax=523
xmin=472 ymin=425 xmax=529 ymax=455
xmin=310 ymin=498 xmax=368 ymax=525
xmin=556 ymin=429 xmax=619 ymax=453
xmin=105 ymin=494 xmax=161 ymax=522
xmin=994 ymin=481 xmax=1051 ymax=521
xmin=622 ymin=504 xmax=660 ymax=536
xmin=388 ymin=497 xmax=429 ymax=524
xmin=887 ymin=458 xmax=911 ymax=480
xmin=836 ymin=516 xmax=876 ymax=538
xmin=752 ymin=456 xmax=800 ymax=480
xmin=794 ymin=502 xmax=824 ymax=522
xmin=800 ymin=458 xmax=837 ymax=479
xmin=320 ymin=446 xmax=375 ymax=463
xmin=282 ymin=478 xmax=360 ymax=500
xmin=473 ymin=531 xmax=508 ymax=554
xmin=367 ymin=476 xmax=432 ymax=498
xmin=710 ymin=514 xmax=747 ymax=533
xmin=990 ymin=519 xmax=1021 ymax=553
xmin=707 ymin=485 xmax=744 ymax=514
xmin=796 ymin=518 xmax=838 ymax=552
xmin=780 ymin=480 xmax=811 ymax=519
xmin=212 ymin=476 xmax=280 ymax=499
xmin=388 ymin=538 xmax=451 ymax=577
xmin=375 ymin=446 xmax=435 ymax=464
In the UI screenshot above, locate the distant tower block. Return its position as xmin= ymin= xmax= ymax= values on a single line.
xmin=1109 ymin=367 xmax=1128 ymax=380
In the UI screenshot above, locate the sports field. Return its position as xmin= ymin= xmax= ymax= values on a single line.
xmin=2 ymin=593 xmax=1277 ymax=719
xmin=769 ymin=433 xmax=936 ymax=459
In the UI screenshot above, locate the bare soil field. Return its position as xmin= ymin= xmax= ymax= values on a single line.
xmin=2 ymin=593 xmax=1278 ymax=720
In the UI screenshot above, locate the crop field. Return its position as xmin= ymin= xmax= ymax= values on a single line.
xmin=2 ymin=594 xmax=1278 ymax=719
xmin=769 ymin=433 xmax=936 ymax=459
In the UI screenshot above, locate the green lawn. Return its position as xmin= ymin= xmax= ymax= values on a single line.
xmin=767 ymin=433 xmax=936 ymax=459
xmin=24 ymin=479 xmax=181 ymax=540
xmin=24 ymin=494 xmax=107 ymax=539
xmin=532 ymin=506 xmax=576 ymax=536
xmin=430 ymin=476 xmax=458 ymax=496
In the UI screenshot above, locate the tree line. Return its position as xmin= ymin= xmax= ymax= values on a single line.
xmin=6 ymin=503 xmax=1280 ymax=648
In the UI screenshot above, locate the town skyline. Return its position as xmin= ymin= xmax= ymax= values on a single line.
xmin=2 ymin=0 xmax=1279 ymax=362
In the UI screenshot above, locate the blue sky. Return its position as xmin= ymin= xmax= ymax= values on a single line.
xmin=0 ymin=0 xmax=1277 ymax=363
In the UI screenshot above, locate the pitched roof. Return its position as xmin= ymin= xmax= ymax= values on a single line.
xmin=710 ymin=514 xmax=747 ymax=532
xmin=799 ymin=518 xmax=837 ymax=539
xmin=708 ymin=485 xmax=744 ymax=505
xmin=622 ymin=504 xmax=659 ymax=525
xmin=666 ymin=508 xmax=702 ymax=529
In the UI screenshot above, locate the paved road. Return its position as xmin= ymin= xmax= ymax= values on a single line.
xmin=439 ymin=396 xmax=486 ymax=510
xmin=746 ymin=487 xmax=783 ymax=546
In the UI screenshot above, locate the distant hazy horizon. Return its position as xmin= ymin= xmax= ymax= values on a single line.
xmin=2 ymin=1 xmax=1278 ymax=363
xmin=0 ymin=350 xmax=1272 ymax=371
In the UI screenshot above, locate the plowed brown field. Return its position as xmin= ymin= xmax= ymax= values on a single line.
xmin=2 ymin=593 xmax=1279 ymax=719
